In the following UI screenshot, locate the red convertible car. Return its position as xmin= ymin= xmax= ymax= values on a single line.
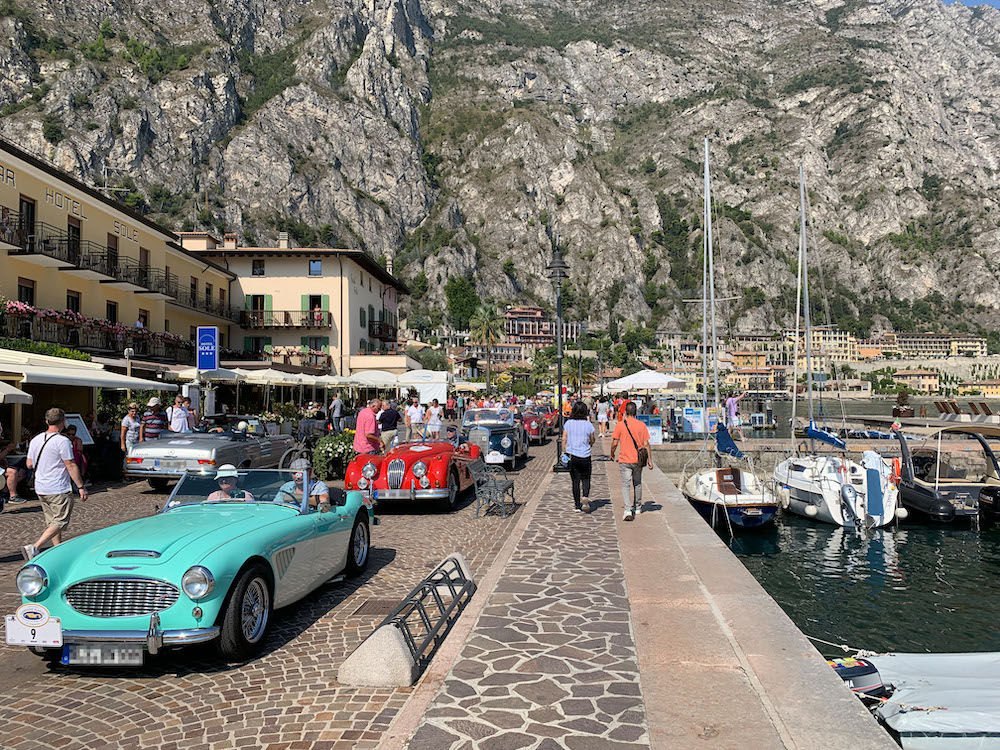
xmin=344 ymin=426 xmax=482 ymax=511
xmin=522 ymin=409 xmax=550 ymax=444
xmin=533 ymin=404 xmax=559 ymax=432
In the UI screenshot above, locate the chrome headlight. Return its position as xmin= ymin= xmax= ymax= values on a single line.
xmin=501 ymin=436 xmax=512 ymax=449
xmin=361 ymin=462 xmax=377 ymax=479
xmin=357 ymin=477 xmax=369 ymax=490
xmin=413 ymin=461 xmax=427 ymax=478
xmin=181 ymin=566 xmax=215 ymax=600
xmin=16 ymin=565 xmax=46 ymax=596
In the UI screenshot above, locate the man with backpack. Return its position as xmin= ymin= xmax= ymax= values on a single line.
xmin=610 ymin=401 xmax=652 ymax=522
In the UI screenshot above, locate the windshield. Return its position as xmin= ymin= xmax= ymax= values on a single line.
xmin=394 ymin=423 xmax=461 ymax=448
xmin=163 ymin=469 xmax=312 ymax=510
xmin=462 ymin=409 xmax=514 ymax=427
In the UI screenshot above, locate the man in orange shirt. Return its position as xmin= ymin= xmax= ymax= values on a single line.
xmin=610 ymin=401 xmax=652 ymax=521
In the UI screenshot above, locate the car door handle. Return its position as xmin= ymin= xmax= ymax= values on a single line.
xmin=337 ymin=514 xmax=348 ymax=519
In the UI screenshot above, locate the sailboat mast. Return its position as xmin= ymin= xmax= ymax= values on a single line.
xmin=790 ymin=184 xmax=804 ymax=454
xmin=705 ymin=139 xmax=720 ymax=411
xmin=799 ymin=165 xmax=816 ymax=445
xmin=702 ymin=140 xmax=710 ymax=419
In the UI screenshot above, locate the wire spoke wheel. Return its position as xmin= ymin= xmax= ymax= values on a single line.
xmin=353 ymin=521 xmax=369 ymax=568
xmin=241 ymin=578 xmax=270 ymax=643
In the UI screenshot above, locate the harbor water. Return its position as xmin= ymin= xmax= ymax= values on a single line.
xmin=734 ymin=517 xmax=1000 ymax=656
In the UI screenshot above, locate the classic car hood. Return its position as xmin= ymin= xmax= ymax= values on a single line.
xmin=391 ymin=442 xmax=451 ymax=460
xmin=55 ymin=505 xmax=295 ymax=570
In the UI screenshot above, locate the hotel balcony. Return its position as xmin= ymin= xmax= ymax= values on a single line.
xmin=241 ymin=310 xmax=333 ymax=328
xmin=3 ymin=315 xmax=193 ymax=362
xmin=368 ymin=320 xmax=398 ymax=341
xmin=1 ymin=204 xmax=239 ymax=322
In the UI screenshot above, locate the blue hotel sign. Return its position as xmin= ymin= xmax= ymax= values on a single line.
xmin=197 ymin=326 xmax=219 ymax=371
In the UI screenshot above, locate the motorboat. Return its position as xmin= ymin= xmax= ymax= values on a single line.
xmin=773 ymin=448 xmax=904 ymax=529
xmin=831 ymin=652 xmax=1000 ymax=749
xmin=858 ymin=417 xmax=999 ymax=523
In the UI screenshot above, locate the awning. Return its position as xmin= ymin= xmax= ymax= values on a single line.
xmin=1 ymin=364 xmax=178 ymax=391
xmin=0 ymin=380 xmax=32 ymax=404
xmin=353 ymin=370 xmax=399 ymax=387
xmin=175 ymin=367 xmax=245 ymax=382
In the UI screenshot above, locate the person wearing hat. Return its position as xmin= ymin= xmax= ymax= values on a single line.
xmin=139 ymin=397 xmax=167 ymax=442
xmin=206 ymin=464 xmax=255 ymax=502
xmin=275 ymin=458 xmax=330 ymax=509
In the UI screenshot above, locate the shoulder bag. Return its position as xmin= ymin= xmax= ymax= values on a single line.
xmin=28 ymin=433 xmax=57 ymax=491
xmin=623 ymin=418 xmax=649 ymax=467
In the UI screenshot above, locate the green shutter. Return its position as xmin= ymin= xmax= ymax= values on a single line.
xmin=265 ymin=336 xmax=272 ymax=346
xmin=322 ymin=294 xmax=329 ymax=312
xmin=265 ymin=294 xmax=273 ymax=311
xmin=244 ymin=296 xmax=251 ymax=310
xmin=301 ymin=336 xmax=309 ymax=347
xmin=243 ymin=336 xmax=250 ymax=351
xmin=321 ymin=336 xmax=329 ymax=354
xmin=301 ymin=294 xmax=309 ymax=312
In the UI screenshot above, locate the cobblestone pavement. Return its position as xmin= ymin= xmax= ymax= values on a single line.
xmin=405 ymin=451 xmax=652 ymax=750
xmin=0 ymin=441 xmax=554 ymax=750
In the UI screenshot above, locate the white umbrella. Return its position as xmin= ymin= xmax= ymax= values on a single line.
xmin=0 ymin=380 xmax=32 ymax=404
xmin=175 ymin=367 xmax=245 ymax=382
xmin=605 ymin=370 xmax=686 ymax=392
xmin=240 ymin=368 xmax=304 ymax=386
xmin=353 ymin=370 xmax=399 ymax=387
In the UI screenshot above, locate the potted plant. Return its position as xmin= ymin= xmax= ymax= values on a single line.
xmin=892 ymin=389 xmax=914 ymax=418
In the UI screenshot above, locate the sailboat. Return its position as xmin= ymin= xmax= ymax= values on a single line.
xmin=772 ymin=167 xmax=904 ymax=530
xmin=682 ymin=139 xmax=779 ymax=531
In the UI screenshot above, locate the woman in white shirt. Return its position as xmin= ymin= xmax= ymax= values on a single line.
xmin=596 ymin=397 xmax=610 ymax=437
xmin=563 ymin=400 xmax=596 ymax=513
xmin=426 ymin=399 xmax=444 ymax=437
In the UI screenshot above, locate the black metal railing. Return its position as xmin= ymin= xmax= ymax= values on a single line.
xmin=2 ymin=315 xmax=193 ymax=363
xmin=1 ymin=203 xmax=240 ymax=321
xmin=241 ymin=310 xmax=333 ymax=328
xmin=369 ymin=320 xmax=398 ymax=341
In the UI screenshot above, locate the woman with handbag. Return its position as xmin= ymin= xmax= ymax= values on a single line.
xmin=610 ymin=401 xmax=652 ymax=522
xmin=563 ymin=400 xmax=596 ymax=513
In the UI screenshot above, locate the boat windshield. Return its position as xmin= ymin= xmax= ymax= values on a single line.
xmin=463 ymin=409 xmax=515 ymax=427
xmin=162 ymin=469 xmax=309 ymax=510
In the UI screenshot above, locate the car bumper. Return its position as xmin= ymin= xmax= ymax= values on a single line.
xmin=35 ymin=613 xmax=220 ymax=655
xmin=374 ymin=488 xmax=451 ymax=500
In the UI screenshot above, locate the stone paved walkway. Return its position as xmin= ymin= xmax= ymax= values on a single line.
xmin=405 ymin=453 xmax=651 ymax=750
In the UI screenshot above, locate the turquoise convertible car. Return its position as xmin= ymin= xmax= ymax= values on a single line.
xmin=6 ymin=469 xmax=372 ymax=666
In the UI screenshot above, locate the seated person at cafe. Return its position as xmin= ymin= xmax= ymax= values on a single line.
xmin=0 ymin=423 xmax=30 ymax=508
xmin=206 ymin=464 xmax=255 ymax=501
xmin=274 ymin=458 xmax=330 ymax=509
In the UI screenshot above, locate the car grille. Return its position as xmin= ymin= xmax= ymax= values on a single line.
xmin=387 ymin=459 xmax=405 ymax=489
xmin=65 ymin=578 xmax=180 ymax=618
xmin=469 ymin=428 xmax=490 ymax=452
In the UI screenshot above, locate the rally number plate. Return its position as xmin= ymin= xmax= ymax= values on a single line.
xmin=63 ymin=643 xmax=144 ymax=666
xmin=5 ymin=615 xmax=63 ymax=646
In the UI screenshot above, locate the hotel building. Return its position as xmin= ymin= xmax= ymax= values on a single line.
xmin=0 ymin=138 xmax=236 ymax=365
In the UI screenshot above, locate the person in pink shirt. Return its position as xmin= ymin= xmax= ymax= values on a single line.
xmin=353 ymin=399 xmax=382 ymax=455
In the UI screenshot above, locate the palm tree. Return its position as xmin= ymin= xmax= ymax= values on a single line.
xmin=469 ymin=304 xmax=505 ymax=392
xmin=565 ymin=355 xmax=596 ymax=393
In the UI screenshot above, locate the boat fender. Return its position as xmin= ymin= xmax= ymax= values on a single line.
xmin=805 ymin=504 xmax=819 ymax=517
xmin=894 ymin=507 xmax=908 ymax=520
xmin=890 ymin=458 xmax=901 ymax=486
xmin=777 ymin=486 xmax=791 ymax=509
xmin=827 ymin=657 xmax=888 ymax=698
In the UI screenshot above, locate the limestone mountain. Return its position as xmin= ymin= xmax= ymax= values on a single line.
xmin=2 ymin=0 xmax=1000 ymax=342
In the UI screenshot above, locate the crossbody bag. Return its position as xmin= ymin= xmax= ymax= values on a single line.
xmin=28 ymin=433 xmax=57 ymax=490
xmin=623 ymin=418 xmax=649 ymax=467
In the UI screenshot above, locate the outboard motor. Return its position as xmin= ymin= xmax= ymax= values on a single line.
xmin=828 ymin=657 xmax=888 ymax=699
xmin=841 ymin=483 xmax=862 ymax=526
xmin=978 ymin=486 xmax=1000 ymax=524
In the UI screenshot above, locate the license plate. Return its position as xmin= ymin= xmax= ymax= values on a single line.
xmin=153 ymin=459 xmax=160 ymax=468
xmin=62 ymin=643 xmax=144 ymax=666
xmin=744 ymin=508 xmax=763 ymax=516
xmin=5 ymin=614 xmax=63 ymax=646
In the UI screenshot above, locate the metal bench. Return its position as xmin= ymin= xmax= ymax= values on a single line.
xmin=469 ymin=458 xmax=516 ymax=518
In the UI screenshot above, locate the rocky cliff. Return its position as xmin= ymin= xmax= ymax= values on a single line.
xmin=2 ymin=0 xmax=1000 ymax=340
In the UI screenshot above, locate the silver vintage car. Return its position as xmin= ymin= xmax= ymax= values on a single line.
xmin=124 ymin=417 xmax=295 ymax=491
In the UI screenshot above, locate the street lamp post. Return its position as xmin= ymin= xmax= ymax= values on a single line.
xmin=547 ymin=243 xmax=569 ymax=473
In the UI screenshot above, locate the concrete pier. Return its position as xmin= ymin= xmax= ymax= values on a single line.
xmin=383 ymin=443 xmax=898 ymax=749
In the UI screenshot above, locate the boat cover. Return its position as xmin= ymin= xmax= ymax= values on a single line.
xmin=714 ymin=424 xmax=744 ymax=458
xmin=806 ymin=420 xmax=847 ymax=450
xmin=870 ymin=652 xmax=1000 ymax=748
